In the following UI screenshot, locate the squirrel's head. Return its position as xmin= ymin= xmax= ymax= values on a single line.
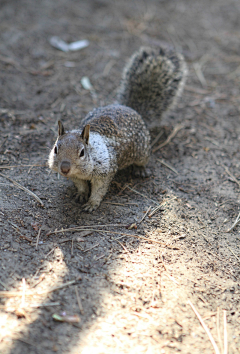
xmin=48 ymin=121 xmax=94 ymax=179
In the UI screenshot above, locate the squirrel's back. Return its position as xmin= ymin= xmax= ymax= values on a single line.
xmin=118 ymin=46 xmax=187 ymax=128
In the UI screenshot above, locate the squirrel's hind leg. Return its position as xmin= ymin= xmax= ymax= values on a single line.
xmin=132 ymin=165 xmax=151 ymax=178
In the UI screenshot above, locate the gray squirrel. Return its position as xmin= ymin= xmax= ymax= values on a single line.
xmin=48 ymin=46 xmax=187 ymax=211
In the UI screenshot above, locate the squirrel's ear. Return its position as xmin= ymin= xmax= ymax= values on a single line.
xmin=81 ymin=124 xmax=90 ymax=144
xmin=58 ymin=121 xmax=65 ymax=136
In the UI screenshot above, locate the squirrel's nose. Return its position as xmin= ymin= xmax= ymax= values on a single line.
xmin=60 ymin=161 xmax=71 ymax=175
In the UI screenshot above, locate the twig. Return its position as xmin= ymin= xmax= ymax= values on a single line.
xmin=45 ymin=246 xmax=57 ymax=258
xmin=10 ymin=222 xmax=33 ymax=242
xmin=226 ymin=210 xmax=240 ymax=232
xmin=48 ymin=228 xmax=169 ymax=246
xmin=222 ymin=165 xmax=240 ymax=188
xmin=104 ymin=201 xmax=139 ymax=207
xmin=30 ymin=302 xmax=60 ymax=308
xmin=152 ymin=124 xmax=184 ymax=153
xmin=148 ymin=204 xmax=163 ymax=218
xmin=46 ymin=223 xmax=127 ymax=236
xmin=126 ymin=185 xmax=159 ymax=205
xmin=188 ymin=300 xmax=220 ymax=354
xmin=158 ymin=159 xmax=179 ymax=175
xmin=115 ymin=239 xmax=134 ymax=262
xmin=0 ymin=172 xmax=44 ymax=206
xmin=223 ymin=310 xmax=228 ymax=354
xmin=83 ymin=243 xmax=99 ymax=253
xmin=35 ymin=227 xmax=42 ymax=250
xmin=75 ymin=286 xmax=83 ymax=314
xmin=226 ymin=245 xmax=240 ymax=263
xmin=150 ymin=130 xmax=164 ymax=148
xmin=0 ymin=164 xmax=44 ymax=169
xmin=0 ymin=279 xmax=80 ymax=298
xmin=138 ymin=206 xmax=151 ymax=224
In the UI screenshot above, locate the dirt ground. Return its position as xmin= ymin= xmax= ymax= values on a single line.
xmin=1 ymin=0 xmax=240 ymax=353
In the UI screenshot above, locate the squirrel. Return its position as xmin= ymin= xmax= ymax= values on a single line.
xmin=48 ymin=46 xmax=187 ymax=212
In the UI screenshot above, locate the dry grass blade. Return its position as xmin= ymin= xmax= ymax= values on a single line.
xmin=138 ymin=206 xmax=151 ymax=223
xmin=222 ymin=165 xmax=240 ymax=188
xmin=158 ymin=159 xmax=179 ymax=175
xmin=148 ymin=204 xmax=163 ymax=218
xmin=48 ymin=228 xmax=169 ymax=245
xmin=152 ymin=124 xmax=184 ymax=153
xmin=0 ymin=172 xmax=44 ymax=206
xmin=126 ymin=185 xmax=159 ymax=205
xmin=35 ymin=227 xmax=42 ymax=250
xmin=150 ymin=130 xmax=164 ymax=148
xmin=226 ymin=210 xmax=240 ymax=232
xmin=226 ymin=245 xmax=240 ymax=264
xmin=0 ymin=279 xmax=79 ymax=298
xmin=188 ymin=300 xmax=220 ymax=354
xmin=46 ymin=223 xmax=127 ymax=236
xmin=75 ymin=286 xmax=84 ymax=314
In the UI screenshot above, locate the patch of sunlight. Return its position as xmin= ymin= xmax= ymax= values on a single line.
xmin=0 ymin=247 xmax=68 ymax=353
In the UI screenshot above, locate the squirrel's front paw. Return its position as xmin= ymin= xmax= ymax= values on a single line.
xmin=83 ymin=200 xmax=100 ymax=212
xmin=74 ymin=192 xmax=88 ymax=204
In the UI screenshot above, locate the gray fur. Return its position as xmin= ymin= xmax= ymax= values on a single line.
xmin=48 ymin=46 xmax=187 ymax=211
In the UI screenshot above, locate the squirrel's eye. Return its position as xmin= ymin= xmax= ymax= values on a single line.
xmin=79 ymin=148 xmax=84 ymax=157
xmin=54 ymin=146 xmax=58 ymax=154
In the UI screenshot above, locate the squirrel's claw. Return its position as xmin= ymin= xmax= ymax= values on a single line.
xmin=83 ymin=201 xmax=100 ymax=212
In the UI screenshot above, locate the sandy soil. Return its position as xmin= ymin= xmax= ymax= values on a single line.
xmin=1 ymin=0 xmax=240 ymax=353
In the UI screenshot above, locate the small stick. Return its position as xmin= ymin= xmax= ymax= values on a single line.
xmin=0 ymin=279 xmax=79 ymax=298
xmin=95 ymin=254 xmax=105 ymax=261
xmin=226 ymin=245 xmax=240 ymax=263
xmin=83 ymin=243 xmax=99 ymax=253
xmin=0 ymin=172 xmax=44 ymax=206
xmin=46 ymin=223 xmax=127 ymax=236
xmin=35 ymin=227 xmax=42 ymax=250
xmin=10 ymin=222 xmax=33 ymax=242
xmin=148 ymin=204 xmax=163 ymax=218
xmin=116 ymin=239 xmax=134 ymax=262
xmin=150 ymin=130 xmax=164 ymax=148
xmin=158 ymin=159 xmax=179 ymax=175
xmin=188 ymin=300 xmax=220 ymax=354
xmin=226 ymin=210 xmax=240 ymax=232
xmin=75 ymin=286 xmax=83 ymax=314
xmin=30 ymin=302 xmax=60 ymax=308
xmin=222 ymin=165 xmax=240 ymax=188
xmin=138 ymin=206 xmax=151 ymax=224
xmin=152 ymin=124 xmax=184 ymax=153
xmin=71 ymin=238 xmax=74 ymax=256
xmin=104 ymin=201 xmax=139 ymax=207
xmin=223 ymin=310 xmax=228 ymax=354
xmin=38 ymin=279 xmax=80 ymax=295
xmin=126 ymin=186 xmax=159 ymax=205
xmin=48 ymin=228 xmax=169 ymax=246
xmin=0 ymin=164 xmax=44 ymax=169
xmin=45 ymin=246 xmax=57 ymax=258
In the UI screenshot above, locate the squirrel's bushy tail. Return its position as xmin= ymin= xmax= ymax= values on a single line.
xmin=118 ymin=46 xmax=187 ymax=128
